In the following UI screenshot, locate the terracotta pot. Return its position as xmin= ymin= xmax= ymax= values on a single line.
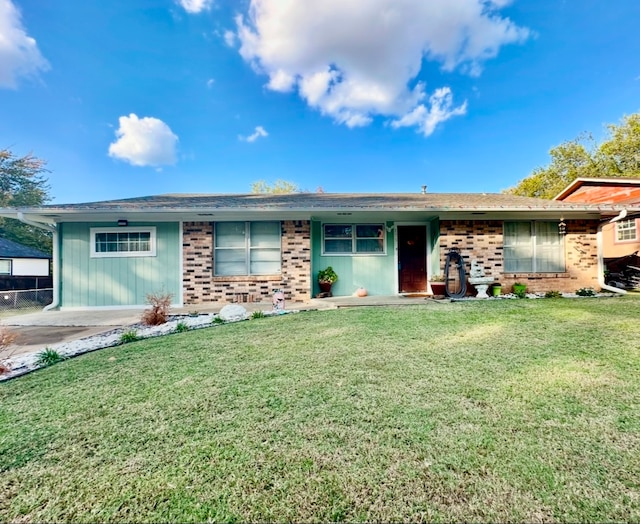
xmin=429 ymin=282 xmax=446 ymax=295
xmin=319 ymin=281 xmax=333 ymax=293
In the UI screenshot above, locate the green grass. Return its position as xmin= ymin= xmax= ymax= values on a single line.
xmin=1 ymin=297 xmax=639 ymax=522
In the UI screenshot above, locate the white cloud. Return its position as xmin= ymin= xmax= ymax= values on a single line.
xmin=108 ymin=114 xmax=179 ymax=167
xmin=391 ymin=87 xmax=468 ymax=136
xmin=223 ymin=30 xmax=236 ymax=48
xmin=239 ymin=126 xmax=268 ymax=143
xmin=0 ymin=0 xmax=49 ymax=89
xmin=235 ymin=0 xmax=530 ymax=135
xmin=206 ymin=78 xmax=215 ymax=88
xmin=177 ymin=0 xmax=213 ymax=14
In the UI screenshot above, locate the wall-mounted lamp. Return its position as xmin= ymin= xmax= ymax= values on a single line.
xmin=558 ymin=217 xmax=567 ymax=235
xmin=117 ymin=219 xmax=128 ymax=227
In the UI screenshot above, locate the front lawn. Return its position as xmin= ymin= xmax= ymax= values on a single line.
xmin=1 ymin=297 xmax=639 ymax=522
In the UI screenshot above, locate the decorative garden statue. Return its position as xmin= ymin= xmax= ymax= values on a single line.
xmin=272 ymin=289 xmax=285 ymax=312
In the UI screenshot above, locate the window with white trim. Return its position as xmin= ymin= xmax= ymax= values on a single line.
xmin=616 ymin=219 xmax=637 ymax=242
xmin=90 ymin=227 xmax=156 ymax=258
xmin=323 ymin=224 xmax=385 ymax=255
xmin=0 ymin=259 xmax=11 ymax=275
xmin=214 ymin=221 xmax=281 ymax=276
xmin=504 ymin=221 xmax=565 ymax=272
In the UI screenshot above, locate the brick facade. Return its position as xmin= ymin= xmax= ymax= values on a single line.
xmin=182 ymin=220 xmax=311 ymax=304
xmin=438 ymin=220 xmax=599 ymax=293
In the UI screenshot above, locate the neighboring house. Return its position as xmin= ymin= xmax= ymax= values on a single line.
xmin=555 ymin=177 xmax=640 ymax=258
xmin=0 ymin=237 xmax=52 ymax=291
xmin=0 ymin=192 xmax=631 ymax=309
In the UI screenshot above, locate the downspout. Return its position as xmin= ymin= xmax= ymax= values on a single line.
xmin=597 ymin=212 xmax=627 ymax=295
xmin=16 ymin=212 xmax=60 ymax=310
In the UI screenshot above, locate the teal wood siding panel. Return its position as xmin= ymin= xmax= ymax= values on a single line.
xmin=60 ymin=222 xmax=181 ymax=307
xmin=429 ymin=218 xmax=440 ymax=276
xmin=311 ymin=221 xmax=397 ymax=296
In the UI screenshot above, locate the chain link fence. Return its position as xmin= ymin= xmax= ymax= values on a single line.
xmin=0 ymin=288 xmax=53 ymax=314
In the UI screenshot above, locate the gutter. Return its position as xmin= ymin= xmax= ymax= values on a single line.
xmin=597 ymin=210 xmax=627 ymax=295
xmin=16 ymin=212 xmax=60 ymax=310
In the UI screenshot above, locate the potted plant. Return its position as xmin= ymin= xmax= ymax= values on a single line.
xmin=429 ymin=274 xmax=446 ymax=296
xmin=317 ymin=266 xmax=338 ymax=294
xmin=513 ymin=282 xmax=527 ymax=297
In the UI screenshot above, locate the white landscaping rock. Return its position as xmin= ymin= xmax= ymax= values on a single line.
xmin=0 ymin=314 xmax=217 ymax=381
xmin=219 ymin=304 xmax=249 ymax=322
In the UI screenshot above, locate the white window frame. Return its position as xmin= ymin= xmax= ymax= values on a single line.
xmin=214 ymin=221 xmax=282 ymax=276
xmin=615 ymin=219 xmax=637 ymax=242
xmin=322 ymin=223 xmax=386 ymax=256
xmin=90 ymin=227 xmax=157 ymax=258
xmin=0 ymin=259 xmax=12 ymax=275
xmin=504 ymin=221 xmax=565 ymax=273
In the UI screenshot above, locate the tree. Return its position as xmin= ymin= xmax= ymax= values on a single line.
xmin=251 ymin=179 xmax=300 ymax=194
xmin=599 ymin=113 xmax=640 ymax=177
xmin=0 ymin=149 xmax=52 ymax=252
xmin=505 ymin=113 xmax=640 ymax=199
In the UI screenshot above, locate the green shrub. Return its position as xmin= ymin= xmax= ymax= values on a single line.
xmin=251 ymin=310 xmax=265 ymax=319
xmin=35 ymin=348 xmax=65 ymax=367
xmin=175 ymin=322 xmax=189 ymax=333
xmin=544 ymin=290 xmax=563 ymax=299
xmin=211 ymin=316 xmax=225 ymax=325
xmin=576 ymin=287 xmax=597 ymax=297
xmin=120 ymin=330 xmax=140 ymax=344
xmin=514 ymin=289 xmax=527 ymax=299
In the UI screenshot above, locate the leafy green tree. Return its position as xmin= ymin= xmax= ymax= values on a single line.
xmin=0 ymin=149 xmax=52 ymax=252
xmin=251 ymin=179 xmax=300 ymax=194
xmin=506 ymin=113 xmax=640 ymax=199
xmin=599 ymin=113 xmax=640 ymax=177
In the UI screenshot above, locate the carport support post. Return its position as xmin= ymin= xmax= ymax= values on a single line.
xmin=16 ymin=212 xmax=60 ymax=310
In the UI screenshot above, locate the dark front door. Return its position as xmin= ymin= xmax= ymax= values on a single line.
xmin=398 ymin=225 xmax=427 ymax=293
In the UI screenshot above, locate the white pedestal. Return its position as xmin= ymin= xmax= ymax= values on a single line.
xmin=474 ymin=284 xmax=489 ymax=299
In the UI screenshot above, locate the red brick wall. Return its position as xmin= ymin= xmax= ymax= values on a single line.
xmin=183 ymin=221 xmax=311 ymax=304
xmin=438 ymin=220 xmax=600 ymax=293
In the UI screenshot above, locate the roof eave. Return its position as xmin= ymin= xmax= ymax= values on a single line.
xmin=0 ymin=204 xmax=630 ymax=225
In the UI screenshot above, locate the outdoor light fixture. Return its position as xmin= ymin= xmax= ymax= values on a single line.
xmin=117 ymin=219 xmax=128 ymax=227
xmin=558 ymin=217 xmax=567 ymax=235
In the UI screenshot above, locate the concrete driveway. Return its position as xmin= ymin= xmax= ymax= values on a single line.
xmin=1 ymin=309 xmax=144 ymax=358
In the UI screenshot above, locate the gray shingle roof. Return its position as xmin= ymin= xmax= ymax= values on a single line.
xmin=37 ymin=192 xmax=614 ymax=211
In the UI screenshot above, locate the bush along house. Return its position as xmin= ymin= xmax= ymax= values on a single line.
xmin=0 ymin=191 xmax=634 ymax=310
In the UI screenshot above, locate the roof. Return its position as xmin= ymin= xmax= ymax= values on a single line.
xmin=0 ymin=192 xmax=631 ymax=224
xmin=29 ymin=192 xmax=622 ymax=211
xmin=0 ymin=237 xmax=51 ymax=259
xmin=555 ymin=177 xmax=640 ymax=203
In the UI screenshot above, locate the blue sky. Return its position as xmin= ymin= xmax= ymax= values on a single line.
xmin=1 ymin=0 xmax=639 ymax=204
